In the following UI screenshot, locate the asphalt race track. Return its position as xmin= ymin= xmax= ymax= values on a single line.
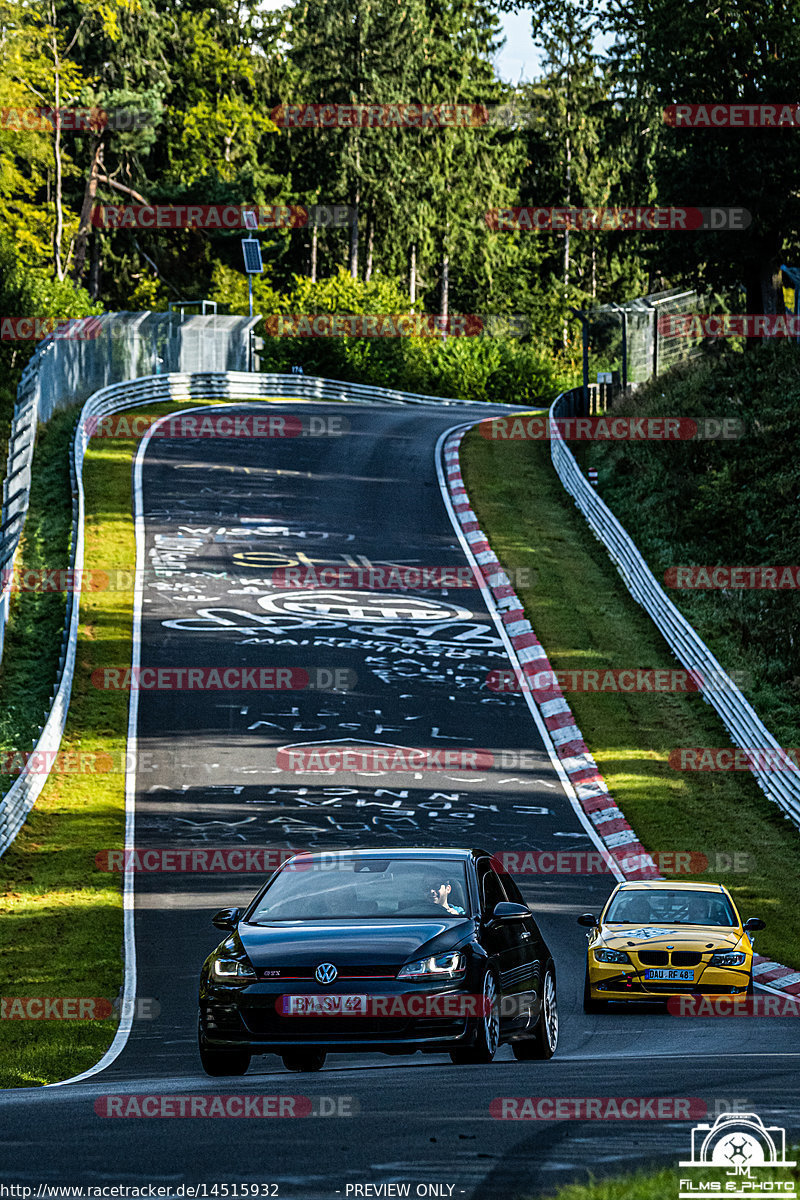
xmin=1 ymin=401 xmax=799 ymax=1199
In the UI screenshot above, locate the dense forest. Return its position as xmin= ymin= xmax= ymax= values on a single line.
xmin=2 ymin=0 xmax=800 ymax=402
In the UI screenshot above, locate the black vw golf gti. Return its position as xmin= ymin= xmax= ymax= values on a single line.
xmin=198 ymin=847 xmax=558 ymax=1073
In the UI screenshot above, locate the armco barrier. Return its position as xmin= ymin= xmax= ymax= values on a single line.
xmin=0 ymin=369 xmax=485 ymax=856
xmin=549 ymin=386 xmax=800 ymax=830
xmin=0 ymin=390 xmax=38 ymax=659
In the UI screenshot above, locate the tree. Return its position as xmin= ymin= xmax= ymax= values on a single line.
xmin=605 ymin=0 xmax=800 ymax=313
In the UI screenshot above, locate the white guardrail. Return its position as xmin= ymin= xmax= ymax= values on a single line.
xmin=0 ymin=369 xmax=485 ymax=856
xmin=550 ymin=387 xmax=800 ymax=831
xmin=0 ymin=392 xmax=38 ymax=661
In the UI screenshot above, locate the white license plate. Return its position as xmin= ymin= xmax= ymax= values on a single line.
xmin=644 ymin=969 xmax=694 ymax=981
xmin=283 ymin=994 xmax=368 ymax=1016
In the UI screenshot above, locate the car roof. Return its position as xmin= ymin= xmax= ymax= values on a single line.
xmin=285 ymin=848 xmax=490 ymax=863
xmin=611 ymin=881 xmax=728 ymax=894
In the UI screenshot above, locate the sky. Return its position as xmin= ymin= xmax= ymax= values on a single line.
xmin=492 ymin=10 xmax=541 ymax=84
xmin=260 ymin=2 xmax=542 ymax=84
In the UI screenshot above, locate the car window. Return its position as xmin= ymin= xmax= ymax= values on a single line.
xmin=246 ymin=856 xmax=471 ymax=921
xmin=605 ymin=889 xmax=737 ymax=927
xmin=499 ymin=872 xmax=526 ymax=906
xmin=480 ymin=867 xmax=507 ymax=913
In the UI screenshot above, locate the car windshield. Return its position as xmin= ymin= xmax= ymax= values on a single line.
xmin=246 ymin=857 xmax=471 ymax=922
xmin=604 ymin=889 xmax=737 ymax=927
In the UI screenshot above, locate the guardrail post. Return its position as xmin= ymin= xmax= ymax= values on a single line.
xmin=568 ymin=308 xmax=590 ymax=414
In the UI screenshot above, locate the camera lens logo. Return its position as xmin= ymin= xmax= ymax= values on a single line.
xmin=315 ymin=963 xmax=338 ymax=985
xmin=257 ymin=591 xmax=473 ymax=623
xmin=679 ymin=1113 xmax=796 ymax=1199
xmin=721 ymin=1137 xmax=755 ymax=1166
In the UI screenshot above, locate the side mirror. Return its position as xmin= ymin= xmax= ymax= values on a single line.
xmin=577 ymin=913 xmax=599 ymax=928
xmin=212 ymin=907 xmax=242 ymax=931
xmin=489 ymin=901 xmax=529 ymax=923
xmin=743 ymin=917 xmax=766 ymax=933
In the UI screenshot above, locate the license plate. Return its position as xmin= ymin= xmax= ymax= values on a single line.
xmin=283 ymin=994 xmax=368 ymax=1016
xmin=644 ymin=969 xmax=694 ymax=981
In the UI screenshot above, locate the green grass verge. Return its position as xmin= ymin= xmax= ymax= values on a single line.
xmin=460 ymin=427 xmax=800 ymax=970
xmin=590 ymin=344 xmax=800 ymax=747
xmin=0 ymin=394 xmax=302 ymax=1087
xmin=531 ymin=1157 xmax=800 ymax=1200
xmin=0 ymin=409 xmax=74 ymax=758
xmin=0 ymin=420 xmax=135 ymax=1087
xmin=538 ymin=1171 xmax=678 ymax=1200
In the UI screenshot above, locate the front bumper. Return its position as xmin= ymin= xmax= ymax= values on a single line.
xmin=587 ymin=957 xmax=751 ymax=1001
xmin=199 ymin=976 xmax=476 ymax=1052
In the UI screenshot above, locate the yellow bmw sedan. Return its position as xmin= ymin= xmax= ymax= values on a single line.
xmin=579 ymin=881 xmax=765 ymax=1011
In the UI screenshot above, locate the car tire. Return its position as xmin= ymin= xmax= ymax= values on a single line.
xmin=449 ymin=969 xmax=500 ymax=1065
xmin=198 ymin=1029 xmax=250 ymax=1077
xmin=513 ymin=964 xmax=558 ymax=1060
xmin=583 ymin=967 xmax=609 ymax=1013
xmin=281 ymin=1049 xmax=327 ymax=1073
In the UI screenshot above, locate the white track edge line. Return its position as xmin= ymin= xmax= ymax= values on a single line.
xmin=434 ymin=424 xmax=626 ymax=885
xmin=47 ymin=405 xmax=217 ymax=1086
xmin=437 ymin=423 xmax=793 ymax=996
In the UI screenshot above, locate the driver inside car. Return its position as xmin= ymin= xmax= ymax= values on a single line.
xmin=427 ymin=876 xmax=466 ymax=916
xmin=681 ymin=892 xmax=710 ymax=924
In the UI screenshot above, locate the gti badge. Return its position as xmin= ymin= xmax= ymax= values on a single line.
xmin=315 ymin=962 xmax=338 ymax=985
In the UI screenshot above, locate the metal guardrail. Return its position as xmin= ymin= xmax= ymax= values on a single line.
xmin=0 ymin=369 xmax=481 ymax=856
xmin=549 ymin=386 xmax=800 ymax=831
xmin=0 ymin=393 xmax=38 ymax=659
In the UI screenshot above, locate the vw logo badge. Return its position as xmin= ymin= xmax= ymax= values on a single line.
xmin=315 ymin=962 xmax=338 ymax=985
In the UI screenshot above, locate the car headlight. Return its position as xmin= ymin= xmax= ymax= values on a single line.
xmin=397 ymin=951 xmax=466 ymax=980
xmin=212 ymin=957 xmax=257 ymax=981
xmin=709 ymin=951 xmax=747 ymax=967
xmin=594 ymin=947 xmax=631 ymax=965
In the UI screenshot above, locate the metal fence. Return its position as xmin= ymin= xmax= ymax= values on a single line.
xmin=17 ymin=312 xmax=261 ymax=424
xmin=583 ymin=288 xmax=703 ymax=389
xmin=549 ymin=385 xmax=800 ymax=832
xmin=0 ymin=314 xmax=261 ymax=661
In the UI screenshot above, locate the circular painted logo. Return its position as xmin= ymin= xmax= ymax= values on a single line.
xmin=257 ymin=591 xmax=473 ymax=623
